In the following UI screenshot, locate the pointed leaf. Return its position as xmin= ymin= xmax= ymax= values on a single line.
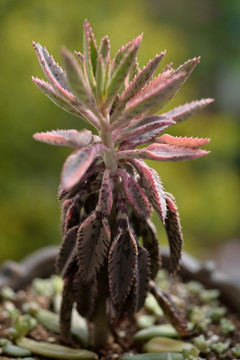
xmin=111 ymin=72 xmax=185 ymax=130
xmin=98 ymin=169 xmax=113 ymax=216
xmin=157 ymin=134 xmax=210 ymax=148
xmin=32 ymin=42 xmax=77 ymax=102
xmin=77 ymin=212 xmax=111 ymax=283
xmin=162 ymin=98 xmax=214 ymax=124
xmin=95 ymin=52 xmax=106 ymax=102
xmin=32 ymin=77 xmax=86 ymax=119
xmin=55 ymin=226 xmax=78 ymax=275
xmin=99 ymin=35 xmax=110 ymax=63
xmin=61 ymin=199 xmax=73 ymax=235
xmin=83 ymin=20 xmax=97 ymax=92
xmin=165 ymin=193 xmax=183 ymax=274
xmin=33 ymin=129 xmax=93 ymax=148
xmin=136 ymin=244 xmax=150 ymax=311
xmin=111 ymin=52 xmax=165 ymax=122
xmin=61 ymin=47 xmax=98 ymax=114
xmin=130 ymin=159 xmax=167 ymax=222
xmin=117 ymin=143 xmax=210 ymax=162
xmin=118 ymin=168 xmax=151 ymax=218
xmin=116 ymin=118 xmax=174 ymax=145
xmin=108 ymin=219 xmax=138 ymax=305
xmin=149 ymin=281 xmax=191 ymax=336
xmin=61 ymin=144 xmax=106 ymax=193
xmin=64 ymin=198 xmax=82 ymax=232
xmin=106 ymin=36 xmax=142 ymax=106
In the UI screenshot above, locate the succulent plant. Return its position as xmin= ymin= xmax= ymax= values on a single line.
xmin=32 ymin=20 xmax=212 ymax=348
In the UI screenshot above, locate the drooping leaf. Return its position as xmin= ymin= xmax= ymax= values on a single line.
xmin=111 ymin=72 xmax=185 ymax=130
xmin=73 ymin=270 xmax=98 ymax=319
xmin=106 ymin=36 xmax=142 ymax=106
xmin=117 ymin=143 xmax=210 ymax=162
xmin=98 ymin=169 xmax=113 ymax=216
xmin=55 ymin=226 xmax=78 ymax=275
xmin=131 ymin=159 xmax=167 ymax=223
xmin=32 ymin=77 xmax=86 ymax=119
xmin=60 ymin=199 xmax=73 ymax=235
xmin=162 ymin=98 xmax=214 ymax=124
xmin=33 ymin=129 xmax=93 ymax=148
xmin=118 ymin=168 xmax=151 ymax=218
xmin=64 ymin=198 xmax=82 ymax=232
xmin=111 ymin=52 xmax=165 ymax=122
xmin=60 ymin=144 xmax=107 ymax=193
xmin=135 ymin=244 xmax=150 ymax=311
xmin=157 ymin=134 xmax=210 ymax=149
xmin=77 ymin=212 xmax=111 ymax=283
xmin=61 ymin=47 xmax=98 ymax=114
xmin=108 ymin=218 xmax=138 ymax=305
xmin=165 ymin=193 xmax=183 ymax=274
xmin=149 ymin=281 xmax=191 ymax=336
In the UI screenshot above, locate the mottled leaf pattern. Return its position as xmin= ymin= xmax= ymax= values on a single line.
xmin=33 ymin=129 xmax=93 ymax=148
xmin=77 ymin=212 xmax=111 ymax=283
xmin=108 ymin=219 xmax=138 ymax=305
xmin=118 ymin=168 xmax=151 ymax=218
xmin=135 ymin=245 xmax=150 ymax=311
xmin=165 ymin=193 xmax=183 ymax=274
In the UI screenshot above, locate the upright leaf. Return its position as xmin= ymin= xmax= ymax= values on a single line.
xmin=83 ymin=20 xmax=97 ymax=92
xmin=77 ymin=212 xmax=111 ymax=283
xmin=106 ymin=36 xmax=142 ymax=106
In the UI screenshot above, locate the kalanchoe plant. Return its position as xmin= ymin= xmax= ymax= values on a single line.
xmin=32 ymin=20 xmax=212 ymax=348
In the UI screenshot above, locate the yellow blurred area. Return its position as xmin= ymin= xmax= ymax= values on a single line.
xmin=0 ymin=0 xmax=239 ymax=261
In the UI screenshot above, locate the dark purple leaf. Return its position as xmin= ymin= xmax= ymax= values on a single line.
xmin=108 ymin=219 xmax=138 ymax=305
xmin=60 ymin=144 xmax=106 ymax=193
xmin=165 ymin=192 xmax=183 ymax=274
xmin=118 ymin=168 xmax=151 ymax=218
xmin=77 ymin=212 xmax=111 ymax=283
xmin=135 ymin=244 xmax=150 ymax=311
xmin=55 ymin=226 xmax=78 ymax=275
xmin=98 ymin=169 xmax=113 ymax=216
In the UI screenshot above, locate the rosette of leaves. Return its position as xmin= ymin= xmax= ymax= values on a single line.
xmin=32 ymin=20 xmax=212 ymax=348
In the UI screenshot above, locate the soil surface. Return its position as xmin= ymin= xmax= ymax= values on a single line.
xmin=0 ymin=272 xmax=239 ymax=360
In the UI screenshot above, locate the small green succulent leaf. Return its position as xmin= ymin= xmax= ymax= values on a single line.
xmin=95 ymin=51 xmax=106 ymax=102
xmin=106 ymin=35 xmax=142 ymax=106
xmin=83 ymin=20 xmax=97 ymax=92
xmin=134 ymin=324 xmax=179 ymax=342
xmin=33 ymin=129 xmax=93 ymax=148
xmin=77 ymin=212 xmax=111 ymax=283
xmin=61 ymin=47 xmax=98 ymax=114
xmin=164 ymin=193 xmax=183 ymax=274
xmin=99 ymin=35 xmax=110 ymax=63
xmin=108 ymin=218 xmax=138 ymax=305
xmin=143 ymin=336 xmax=195 ymax=353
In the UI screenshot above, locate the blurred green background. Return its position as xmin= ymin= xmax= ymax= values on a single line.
xmin=0 ymin=0 xmax=239 ymax=263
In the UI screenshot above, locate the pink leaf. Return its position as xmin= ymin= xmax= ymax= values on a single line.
xmin=108 ymin=218 xmax=138 ymax=305
xmin=98 ymin=169 xmax=113 ymax=216
xmin=165 ymin=193 xmax=183 ymax=274
xmin=157 ymin=134 xmax=210 ymax=148
xmin=117 ymin=143 xmax=210 ymax=162
xmin=118 ymin=168 xmax=151 ymax=218
xmin=131 ymin=159 xmax=167 ymax=222
xmin=61 ymin=144 xmax=106 ymax=193
xmin=77 ymin=212 xmax=111 ymax=283
xmin=33 ymin=129 xmax=93 ymax=148
xmin=162 ymin=98 xmax=214 ymax=124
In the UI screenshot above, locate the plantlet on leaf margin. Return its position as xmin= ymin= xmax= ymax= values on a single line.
xmin=32 ymin=19 xmax=212 ymax=349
